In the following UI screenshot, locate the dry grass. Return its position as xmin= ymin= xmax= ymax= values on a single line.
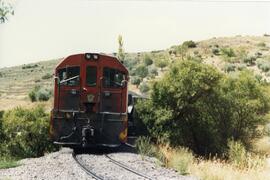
xmin=159 ymin=143 xmax=270 ymax=180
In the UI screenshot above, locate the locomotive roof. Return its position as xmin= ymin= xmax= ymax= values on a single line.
xmin=55 ymin=53 xmax=127 ymax=72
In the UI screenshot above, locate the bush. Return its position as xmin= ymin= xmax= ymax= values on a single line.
xmin=143 ymin=55 xmax=153 ymax=66
xmin=139 ymin=82 xmax=150 ymax=93
xmin=257 ymin=42 xmax=266 ymax=47
xmin=22 ymin=64 xmax=38 ymax=69
xmin=237 ymin=64 xmax=247 ymax=71
xmin=148 ymin=66 xmax=158 ymax=76
xmin=223 ymin=63 xmax=236 ymax=72
xmin=155 ymin=59 xmax=168 ymax=70
xmin=243 ymin=56 xmax=256 ymax=66
xmin=168 ymin=148 xmax=194 ymax=175
xmin=131 ymin=76 xmax=141 ymax=87
xmin=135 ymin=65 xmax=148 ymax=78
xmin=136 ymin=61 xmax=269 ymax=155
xmin=135 ymin=136 xmax=158 ymax=157
xmin=1 ymin=106 xmax=58 ymax=158
xmin=228 ymin=140 xmax=266 ymax=169
xmin=212 ymin=48 xmax=220 ymax=55
xmin=257 ymin=60 xmax=270 ymax=72
xmin=28 ymin=86 xmax=52 ymax=102
xmin=221 ymin=47 xmax=236 ymax=58
xmin=41 ymin=73 xmax=52 ymax=80
xmin=183 ymin=40 xmax=196 ymax=48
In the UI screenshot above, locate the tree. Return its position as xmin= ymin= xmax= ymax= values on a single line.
xmin=136 ymin=61 xmax=269 ymax=155
xmin=117 ymin=35 xmax=125 ymax=61
xmin=0 ymin=0 xmax=14 ymax=23
xmin=143 ymin=55 xmax=153 ymax=66
xmin=155 ymin=59 xmax=168 ymax=71
xmin=135 ymin=65 xmax=148 ymax=78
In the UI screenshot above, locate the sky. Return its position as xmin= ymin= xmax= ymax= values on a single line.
xmin=0 ymin=0 xmax=270 ymax=68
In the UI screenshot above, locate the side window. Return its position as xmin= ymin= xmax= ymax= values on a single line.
xmin=86 ymin=66 xmax=97 ymax=86
xmin=103 ymin=67 xmax=125 ymax=88
xmin=58 ymin=66 xmax=80 ymax=86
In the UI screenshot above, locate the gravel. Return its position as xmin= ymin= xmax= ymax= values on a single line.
xmin=0 ymin=148 xmax=197 ymax=180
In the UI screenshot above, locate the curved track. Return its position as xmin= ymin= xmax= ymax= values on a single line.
xmin=104 ymin=154 xmax=153 ymax=180
xmin=72 ymin=151 xmax=153 ymax=180
xmin=72 ymin=152 xmax=104 ymax=180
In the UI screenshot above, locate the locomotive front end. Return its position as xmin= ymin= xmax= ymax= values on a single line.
xmin=50 ymin=53 xmax=129 ymax=148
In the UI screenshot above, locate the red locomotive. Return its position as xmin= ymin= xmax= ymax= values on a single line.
xmin=49 ymin=53 xmax=129 ymax=147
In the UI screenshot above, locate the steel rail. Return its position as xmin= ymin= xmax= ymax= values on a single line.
xmin=72 ymin=152 xmax=104 ymax=180
xmin=105 ymin=154 xmax=153 ymax=180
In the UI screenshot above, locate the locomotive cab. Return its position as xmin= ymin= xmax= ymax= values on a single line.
xmin=50 ymin=53 xmax=128 ymax=148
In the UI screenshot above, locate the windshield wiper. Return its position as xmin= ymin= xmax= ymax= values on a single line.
xmin=60 ymin=75 xmax=79 ymax=84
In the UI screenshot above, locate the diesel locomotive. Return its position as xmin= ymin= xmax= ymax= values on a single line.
xmin=49 ymin=53 xmax=129 ymax=147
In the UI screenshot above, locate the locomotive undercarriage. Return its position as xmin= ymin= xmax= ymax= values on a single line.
xmin=51 ymin=110 xmax=127 ymax=148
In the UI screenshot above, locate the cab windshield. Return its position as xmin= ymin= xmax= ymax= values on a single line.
xmin=57 ymin=66 xmax=80 ymax=86
xmin=103 ymin=67 xmax=125 ymax=88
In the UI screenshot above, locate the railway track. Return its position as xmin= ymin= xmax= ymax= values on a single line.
xmin=72 ymin=152 xmax=153 ymax=180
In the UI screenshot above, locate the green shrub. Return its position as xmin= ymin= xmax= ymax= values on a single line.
xmin=212 ymin=48 xmax=220 ymax=55
xmin=223 ymin=63 xmax=236 ymax=72
xmin=41 ymin=73 xmax=52 ymax=80
xmin=28 ymin=86 xmax=52 ymax=102
xmin=155 ymin=59 xmax=168 ymax=70
xmin=135 ymin=136 xmax=158 ymax=157
xmin=1 ymin=106 xmax=58 ymax=158
xmin=136 ymin=61 xmax=269 ymax=155
xmin=131 ymin=76 xmax=141 ymax=87
xmin=143 ymin=55 xmax=153 ymax=66
xmin=243 ymin=56 xmax=256 ymax=66
xmin=257 ymin=60 xmax=270 ymax=72
xmin=135 ymin=65 xmax=148 ymax=78
xmin=169 ymin=148 xmax=194 ymax=175
xmin=257 ymin=42 xmax=266 ymax=47
xmin=237 ymin=64 xmax=247 ymax=71
xmin=22 ymin=64 xmax=38 ymax=69
xmin=36 ymin=88 xmax=51 ymax=101
xmin=221 ymin=47 xmax=236 ymax=58
xmin=149 ymin=66 xmax=158 ymax=76
xmin=183 ymin=40 xmax=196 ymax=48
xmin=139 ymin=82 xmax=150 ymax=93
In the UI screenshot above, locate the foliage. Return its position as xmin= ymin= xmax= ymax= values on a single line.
xmin=257 ymin=42 xmax=266 ymax=47
xmin=136 ymin=61 xmax=269 ymax=155
xmin=223 ymin=63 xmax=236 ymax=72
xmin=22 ymin=64 xmax=38 ymax=69
xmin=131 ymin=76 xmax=141 ymax=87
xmin=135 ymin=136 xmax=158 ymax=157
xmin=243 ymin=56 xmax=256 ymax=66
xmin=237 ymin=64 xmax=247 ymax=71
xmin=168 ymin=148 xmax=194 ymax=175
xmin=139 ymin=82 xmax=150 ymax=93
xmin=148 ymin=66 xmax=158 ymax=76
xmin=221 ymin=47 xmax=236 ymax=58
xmin=257 ymin=59 xmax=270 ymax=72
xmin=212 ymin=48 xmax=220 ymax=55
xmin=41 ymin=73 xmax=52 ymax=80
xmin=0 ymin=106 xmax=58 ymax=158
xmin=228 ymin=140 xmax=266 ymax=170
xmin=0 ymin=156 xmax=19 ymax=169
xmin=183 ymin=40 xmax=197 ymax=48
xmin=155 ymin=59 xmax=168 ymax=70
xmin=117 ymin=35 xmax=125 ymax=61
xmin=143 ymin=55 xmax=153 ymax=66
xmin=0 ymin=0 xmax=14 ymax=23
xmin=28 ymin=86 xmax=52 ymax=102
xmin=135 ymin=65 xmax=148 ymax=78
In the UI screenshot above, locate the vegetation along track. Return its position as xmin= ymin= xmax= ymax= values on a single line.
xmin=72 ymin=152 xmax=153 ymax=180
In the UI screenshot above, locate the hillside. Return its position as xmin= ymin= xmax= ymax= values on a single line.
xmin=0 ymin=35 xmax=269 ymax=111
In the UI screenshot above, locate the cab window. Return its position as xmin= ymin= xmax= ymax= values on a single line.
xmin=86 ymin=66 xmax=97 ymax=86
xmin=58 ymin=66 xmax=80 ymax=86
xmin=103 ymin=67 xmax=125 ymax=88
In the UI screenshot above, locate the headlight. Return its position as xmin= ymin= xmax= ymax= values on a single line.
xmin=87 ymin=94 xmax=95 ymax=102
